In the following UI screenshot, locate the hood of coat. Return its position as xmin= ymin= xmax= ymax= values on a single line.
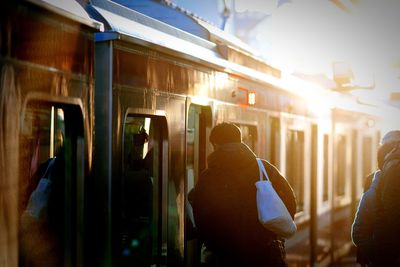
xmin=207 ymin=142 xmax=257 ymax=171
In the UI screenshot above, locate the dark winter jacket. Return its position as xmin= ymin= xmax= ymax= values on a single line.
xmin=192 ymin=143 xmax=296 ymax=267
xmin=352 ymin=171 xmax=380 ymax=265
xmin=372 ymin=144 xmax=400 ymax=266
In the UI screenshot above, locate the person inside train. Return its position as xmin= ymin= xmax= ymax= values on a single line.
xmin=352 ymin=130 xmax=400 ymax=267
xmin=192 ymin=122 xmax=296 ymax=267
xmin=122 ymin=127 xmax=153 ymax=266
xmin=20 ymin=128 xmax=65 ymax=267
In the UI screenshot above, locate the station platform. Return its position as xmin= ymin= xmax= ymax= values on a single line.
xmin=287 ymin=245 xmax=358 ymax=267
xmin=329 ymin=246 xmax=357 ymax=267
xmin=286 ymin=206 xmax=358 ymax=267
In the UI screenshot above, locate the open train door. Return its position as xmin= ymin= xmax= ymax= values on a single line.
xmin=185 ymin=102 xmax=212 ymax=267
xmin=18 ymin=99 xmax=86 ymax=267
xmin=112 ymin=112 xmax=169 ymax=267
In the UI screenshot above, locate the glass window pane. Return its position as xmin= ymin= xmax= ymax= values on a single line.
xmin=286 ymin=130 xmax=305 ymax=212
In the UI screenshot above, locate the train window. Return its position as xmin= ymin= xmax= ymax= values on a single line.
xmin=118 ymin=115 xmax=164 ymax=266
xmin=336 ymin=135 xmax=347 ymax=196
xmin=323 ymin=134 xmax=329 ymax=202
xmin=270 ymin=117 xmax=280 ymax=167
xmin=236 ymin=124 xmax=257 ymax=152
xmin=19 ymin=101 xmax=84 ymax=266
xmin=362 ymin=136 xmax=373 ymax=181
xmin=286 ymin=130 xmax=305 ymax=212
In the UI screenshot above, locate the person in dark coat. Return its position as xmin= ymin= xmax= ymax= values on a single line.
xmin=192 ymin=122 xmax=296 ymax=267
xmin=352 ymin=170 xmax=381 ymax=267
xmin=352 ymin=130 xmax=400 ymax=267
xmin=372 ymin=130 xmax=400 ymax=266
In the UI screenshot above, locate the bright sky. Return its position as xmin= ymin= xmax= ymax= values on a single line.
xmin=234 ymin=0 xmax=400 ymax=101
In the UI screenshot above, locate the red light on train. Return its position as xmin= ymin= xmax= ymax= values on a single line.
xmin=248 ymin=92 xmax=256 ymax=105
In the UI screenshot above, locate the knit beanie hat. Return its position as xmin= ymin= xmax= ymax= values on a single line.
xmin=380 ymin=130 xmax=400 ymax=145
xmin=377 ymin=130 xmax=400 ymax=169
xmin=209 ymin=123 xmax=242 ymax=145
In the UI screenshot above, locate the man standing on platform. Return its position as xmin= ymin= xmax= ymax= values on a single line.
xmin=192 ymin=122 xmax=296 ymax=267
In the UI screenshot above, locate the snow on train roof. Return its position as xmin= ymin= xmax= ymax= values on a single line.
xmin=27 ymin=0 xmax=104 ymax=31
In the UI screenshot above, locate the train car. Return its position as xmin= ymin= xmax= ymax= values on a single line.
xmin=1 ymin=0 xmax=397 ymax=267
xmin=87 ymin=1 xmax=387 ymax=266
xmin=0 ymin=0 xmax=102 ymax=266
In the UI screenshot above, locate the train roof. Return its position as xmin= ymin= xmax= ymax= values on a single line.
xmin=90 ymin=1 xmax=280 ymax=74
xmin=88 ymin=0 xmax=399 ymax=123
xmin=90 ymin=0 xmax=215 ymax=50
xmin=27 ymin=0 xmax=104 ymax=31
xmin=89 ymin=1 xmax=308 ymax=95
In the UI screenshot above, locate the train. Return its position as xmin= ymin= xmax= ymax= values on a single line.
xmin=1 ymin=0 xmax=398 ymax=266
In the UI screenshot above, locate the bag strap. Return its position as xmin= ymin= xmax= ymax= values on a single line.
xmin=256 ymin=158 xmax=270 ymax=182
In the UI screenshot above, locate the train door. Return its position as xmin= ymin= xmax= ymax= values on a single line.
xmin=18 ymin=100 xmax=85 ymax=267
xmin=115 ymin=113 xmax=168 ymax=267
xmin=185 ymin=103 xmax=212 ymax=266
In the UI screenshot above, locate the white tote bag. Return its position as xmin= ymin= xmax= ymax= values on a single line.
xmin=255 ymin=158 xmax=297 ymax=238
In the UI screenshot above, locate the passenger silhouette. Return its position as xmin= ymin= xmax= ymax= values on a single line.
xmin=20 ymin=145 xmax=65 ymax=267
xmin=121 ymin=128 xmax=153 ymax=267
xmin=352 ymin=130 xmax=400 ymax=266
xmin=192 ymin=123 xmax=296 ymax=267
